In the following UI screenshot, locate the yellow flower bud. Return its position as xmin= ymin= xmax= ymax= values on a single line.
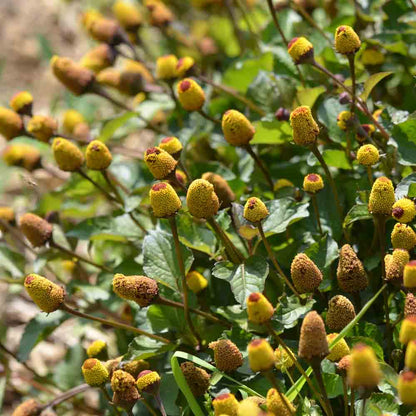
xmin=149 ymin=182 xmax=182 ymax=218
xmin=156 ymin=54 xmax=178 ymax=80
xmin=85 ymin=17 xmax=121 ymax=44
xmin=326 ymin=295 xmax=356 ymax=332
xmin=337 ymin=110 xmax=353 ymax=131
xmin=123 ymin=60 xmax=153 ymax=83
xmin=246 ymin=292 xmax=274 ymax=324
xmin=0 ymin=107 xmax=23 ymax=140
xmin=237 ymin=398 xmax=263 ymax=416
xmin=180 ymin=361 xmax=210 ymax=397
xmin=186 ymin=270 xmax=208 ymax=294
xmin=391 ymin=223 xmax=416 ymax=250
xmin=113 ymin=274 xmax=159 ymax=307
xmin=136 ymin=370 xmax=161 ymax=394
xmin=11 ymin=399 xmax=42 ymax=416
xmin=356 ymin=123 xmax=375 ymax=142
xmin=335 ymin=25 xmax=361 ymax=55
xmin=51 ymin=56 xmax=95 ymax=95
xmin=86 ymin=140 xmax=112 ymax=170
xmin=2 ymin=143 xmax=41 ymax=171
xmin=404 ymin=261 xmax=416 ymax=289
xmin=392 ymin=198 xmax=416 ymax=223
xmin=274 ymin=178 xmax=294 ymax=191
xmin=290 ymin=253 xmax=323 ymax=294
xmin=112 ymin=1 xmax=142 ymax=31
xmin=24 ymin=273 xmax=65 ymax=313
xmin=146 ymin=0 xmax=174 ymax=27
xmin=186 ymin=179 xmax=220 ymax=219
xmin=406 ymin=293 xmax=416 ymax=318
xmin=121 ymin=359 xmax=150 ymax=378
xmin=212 ymin=393 xmax=239 ymax=416
xmin=303 ymin=173 xmax=324 ymax=194
xmin=177 ymin=78 xmax=205 ymax=112
xmin=299 ymin=311 xmax=329 ymax=363
xmin=398 ymin=370 xmax=416 ymax=406
xmin=202 ymin=172 xmax=235 ymax=209
xmin=405 ymin=340 xmax=416 ymax=371
xmin=266 ymin=388 xmax=296 ymax=416
xmin=386 ymin=249 xmax=410 ymax=284
xmin=287 ymin=36 xmax=314 ymax=64
xmin=27 ymin=115 xmax=57 ymax=142
xmin=19 ymin=213 xmax=53 ymax=247
xmin=243 ymin=197 xmax=269 ymax=223
xmin=63 ymin=109 xmax=85 ymax=134
xmin=96 ymin=68 xmax=122 ymax=91
xmin=52 ymin=137 xmax=84 ymax=172
xmin=209 ymin=339 xmax=243 ymax=372
xmin=87 ymin=340 xmax=108 ymax=359
xmin=80 ymin=44 xmax=116 ymax=73
xmin=400 ymin=316 xmax=416 ymax=344
xmin=10 ymin=91 xmax=33 ymax=115
xmin=144 ymin=147 xmax=177 ymax=180
xmin=221 ymin=109 xmax=255 ymax=146
xmin=327 ymin=333 xmax=350 ymax=362
xmin=337 ymin=244 xmax=368 ymax=293
xmin=274 ymin=345 xmax=294 ymax=371
xmin=248 ymin=339 xmax=275 ymax=373
xmin=347 ymin=344 xmax=381 ymax=389
xmin=159 ymin=136 xmax=183 ymax=157
xmin=356 ymin=144 xmax=379 ymax=166
xmin=290 ymin=106 xmax=319 ymax=146
xmin=0 ymin=206 xmax=15 ymax=231
xmin=176 ymin=56 xmax=196 ymax=78
xmin=82 ymin=358 xmax=109 ymax=386
xmin=361 ymin=49 xmax=385 ymax=66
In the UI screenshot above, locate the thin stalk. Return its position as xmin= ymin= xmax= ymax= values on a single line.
xmin=350 ymin=388 xmax=355 ymax=416
xmin=224 ymin=0 xmax=246 ymax=52
xmin=167 ymin=81 xmax=183 ymax=127
xmin=265 ymin=371 xmax=295 ymax=416
xmin=347 ymin=55 xmax=357 ymax=113
xmin=285 ymin=368 xmax=304 ymax=401
xmin=169 ymin=216 xmax=201 ymax=347
xmin=353 ymin=291 xmax=362 ymax=312
xmin=361 ymin=397 xmax=367 ymax=416
xmin=244 ymin=144 xmax=274 ymax=192
xmin=102 ymin=170 xmax=124 ymax=205
xmin=42 ymin=384 xmax=90 ymax=410
xmin=366 ymin=166 xmax=374 ymax=185
xmin=311 ymin=194 xmax=323 ymax=235
xmin=257 ymin=223 xmax=301 ymax=299
xmin=411 ymin=0 xmax=416 ymax=12
xmin=342 ymin=376 xmax=349 ymax=416
xmin=235 ymin=0 xmax=261 ymax=51
xmin=311 ymin=361 xmax=334 ymax=416
xmin=60 ymin=303 xmax=170 ymax=344
xmin=155 ymin=393 xmax=167 ymax=416
xmin=207 ymin=217 xmax=245 ymax=264
xmin=128 ymin=211 xmax=148 ymax=235
xmin=178 ymin=159 xmax=191 ymax=181
xmin=198 ymin=109 xmax=221 ymax=125
xmin=77 ymin=169 xmax=118 ymax=204
xmin=100 ymin=386 xmax=122 ymax=415
xmin=141 ymin=398 xmax=158 ymax=416
xmin=50 ymin=240 xmax=112 ymax=273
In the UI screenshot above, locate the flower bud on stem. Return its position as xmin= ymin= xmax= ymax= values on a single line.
xmin=264 ymin=371 xmax=295 ymax=415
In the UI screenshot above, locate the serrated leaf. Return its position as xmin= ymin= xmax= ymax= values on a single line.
xmin=274 ymin=294 xmax=315 ymax=329
xmin=343 ymin=204 xmax=372 ymax=228
xmin=360 ymin=72 xmax=393 ymax=102
xmin=212 ymin=255 xmax=269 ymax=306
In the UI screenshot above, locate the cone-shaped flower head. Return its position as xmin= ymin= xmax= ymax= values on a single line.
xmin=347 ymin=344 xmax=381 ymax=388
xmin=10 ymin=91 xmax=33 ymax=116
xmin=326 ymin=295 xmax=356 ymax=331
xmin=287 ymin=36 xmax=314 ymax=64
xmin=246 ymin=292 xmax=274 ymax=324
xmin=112 ymin=0 xmax=142 ymax=31
xmin=391 ymin=223 xmax=416 ymax=250
xmin=368 ymin=176 xmax=395 ymax=216
xmin=212 ymin=393 xmax=239 ymax=416
xmin=248 ymin=338 xmax=275 ymax=373
xmin=63 ymin=109 xmax=85 ymax=134
xmin=398 ymin=370 xmax=416 ymax=406
xmin=274 ymin=345 xmax=295 ymax=371
xmin=176 ymin=56 xmax=196 ymax=78
xmin=337 ymin=355 xmax=352 ymax=376
xmin=209 ymin=339 xmax=243 ymax=372
xmin=180 ymin=361 xmax=210 ymax=397
xmin=27 ymin=115 xmax=57 ymax=142
xmin=221 ymin=109 xmax=255 ymax=146
xmin=326 ymin=333 xmax=350 ymax=362
xmin=290 ymin=253 xmax=323 ymax=294
xmin=149 ymin=182 xmax=181 ymax=218
xmin=186 ymin=179 xmax=219 ymax=219
xmin=177 ymin=78 xmax=205 ymax=112
xmin=171 ymin=169 xmax=187 ymax=189
xmin=50 ymin=56 xmax=95 ymax=95
xmin=111 ymin=369 xmax=140 ymax=407
xmin=406 ymin=293 xmax=416 ymax=318
xmin=85 ymin=16 xmax=122 ymax=45
xmin=156 ymin=54 xmax=178 ymax=80
xmin=392 ymin=198 xmax=416 ymax=223
xmin=20 ymin=213 xmax=53 ymax=247
xmin=113 ymin=274 xmax=159 ymax=307
xmin=335 ymin=25 xmax=361 ymax=55
xmin=2 ymin=143 xmax=41 ymax=171
xmin=290 ymin=106 xmax=319 ymax=146
xmin=11 ymin=399 xmax=42 ymax=416
xmin=159 ymin=136 xmax=183 ymax=158
xmin=202 ymin=172 xmax=235 ymax=209
xmin=303 ymin=173 xmax=324 ymax=194
xmin=87 ymin=339 xmax=108 ymax=360
xmin=385 ymin=248 xmax=410 ymax=284
xmin=186 ymin=270 xmax=208 ymax=294
xmin=121 ymin=359 xmax=150 ymax=378
xmin=24 ymin=274 xmax=65 ymax=313
xmin=136 ymin=370 xmax=161 ymax=395
xmin=337 ymin=111 xmax=353 ymax=130
xmin=0 ymin=107 xmax=24 ymax=140
xmin=266 ymin=388 xmax=296 ymax=416
xmin=403 ymin=260 xmax=416 ymax=289
xmin=243 ymin=197 xmax=269 ymax=223
xmin=144 ymin=146 xmax=177 ymax=180
xmin=80 ymin=44 xmax=116 ymax=73
xmin=85 ymin=140 xmax=112 ymax=170
xmin=299 ymin=311 xmax=329 ymax=362
xmin=52 ymin=137 xmax=84 ymax=172
xmin=400 ymin=316 xmax=416 ymax=344
xmin=337 ymin=244 xmax=368 ymax=293
xmin=82 ymin=358 xmax=109 ymax=386
xmin=405 ymin=340 xmax=416 ymax=371
xmin=356 ymin=144 xmax=379 ymax=166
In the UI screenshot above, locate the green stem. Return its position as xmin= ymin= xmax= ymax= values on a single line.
xmin=361 ymin=397 xmax=367 ymax=416
xmin=366 ymin=166 xmax=374 ymax=186
xmin=244 ymin=144 xmax=274 ymax=192
xmin=198 ymin=109 xmax=221 ymax=125
xmin=342 ymin=376 xmax=349 ymax=416
xmin=347 ymin=55 xmax=357 ymax=114
xmin=265 ymin=371 xmax=295 ymax=415
xmin=350 ymin=388 xmax=355 ymax=416
xmin=311 ymin=361 xmax=334 ymax=416
xmin=311 ymin=194 xmax=323 ymax=235
xmin=100 ymin=386 xmax=122 ymax=415
xmin=77 ymin=169 xmax=118 ymax=204
xmin=102 ymin=170 xmax=124 ymax=205
xmin=42 ymin=384 xmax=90 ymax=410
xmin=156 ymin=393 xmax=167 ymax=416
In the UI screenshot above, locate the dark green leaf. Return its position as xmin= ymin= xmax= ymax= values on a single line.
xmin=360 ymin=72 xmax=393 ymax=102
xmin=343 ymin=204 xmax=372 ymax=228
xmin=274 ymin=295 xmax=315 ymax=329
xmin=124 ymin=336 xmax=174 ymax=361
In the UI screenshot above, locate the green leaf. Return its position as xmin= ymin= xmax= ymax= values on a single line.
xmin=392 ymin=117 xmax=416 ymax=166
xmin=274 ymin=295 xmax=315 ymax=329
xmin=395 ymin=173 xmax=416 ymax=199
xmin=322 ymin=373 xmax=343 ymax=399
xmin=0 ymin=244 xmax=25 ymax=278
xmin=124 ymin=336 xmax=174 ymax=361
xmin=343 ymin=204 xmax=372 ymax=228
xmin=251 ymin=120 xmax=292 ymax=145
xmin=317 ymin=98 xmax=346 ymax=143
xmin=360 ymin=72 xmax=393 ymax=102
xmin=99 ymin=112 xmax=137 ymax=142
xmin=53 ymin=343 xmax=85 ymax=389
xmin=212 ymin=255 xmax=269 ymax=306
xmin=296 ymin=86 xmax=326 ymax=108
xmin=364 ymin=392 xmax=399 ymax=416
xmin=18 ymin=311 xmax=66 ymax=362
xmin=263 ymin=198 xmax=310 ymax=235
xmin=322 ymin=149 xmax=351 ymax=169
xmin=143 ymin=229 xmax=194 ymax=291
